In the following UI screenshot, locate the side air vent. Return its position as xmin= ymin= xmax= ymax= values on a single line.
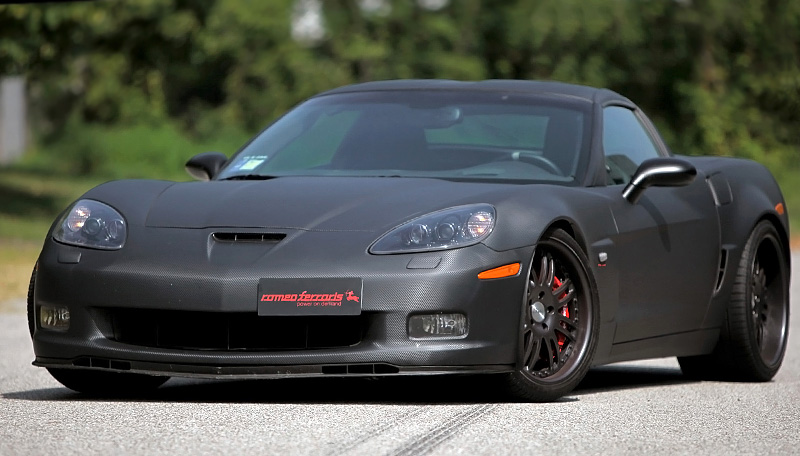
xmin=706 ymin=173 xmax=733 ymax=207
xmin=212 ymin=233 xmax=286 ymax=243
xmin=714 ymin=249 xmax=728 ymax=295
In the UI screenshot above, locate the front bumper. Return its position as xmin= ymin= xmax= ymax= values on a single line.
xmin=31 ymin=227 xmax=532 ymax=378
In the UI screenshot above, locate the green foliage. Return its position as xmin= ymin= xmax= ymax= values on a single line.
xmin=28 ymin=120 xmax=249 ymax=180
xmin=0 ymin=0 xmax=798 ymax=188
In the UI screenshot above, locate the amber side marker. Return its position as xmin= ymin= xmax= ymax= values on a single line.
xmin=776 ymin=203 xmax=785 ymax=215
xmin=478 ymin=262 xmax=521 ymax=280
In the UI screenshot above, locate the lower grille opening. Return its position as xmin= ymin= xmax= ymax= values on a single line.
xmin=72 ymin=357 xmax=132 ymax=371
xmin=322 ymin=364 xmax=400 ymax=375
xmin=105 ymin=309 xmax=364 ymax=351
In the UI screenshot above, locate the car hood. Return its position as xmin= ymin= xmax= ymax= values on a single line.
xmin=142 ymin=177 xmax=516 ymax=232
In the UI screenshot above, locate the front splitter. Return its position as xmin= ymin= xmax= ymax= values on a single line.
xmin=34 ymin=356 xmax=513 ymax=380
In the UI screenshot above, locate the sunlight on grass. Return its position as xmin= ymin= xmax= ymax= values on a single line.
xmin=777 ymin=170 xmax=800 ymax=249
xmin=0 ymin=170 xmax=107 ymax=242
xmin=0 ymin=240 xmax=39 ymax=306
xmin=0 ymin=169 xmax=103 ymax=304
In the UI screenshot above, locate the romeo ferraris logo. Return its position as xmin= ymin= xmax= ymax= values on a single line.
xmin=261 ymin=289 xmax=361 ymax=307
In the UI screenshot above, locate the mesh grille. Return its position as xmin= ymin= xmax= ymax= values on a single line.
xmin=105 ymin=309 xmax=364 ymax=351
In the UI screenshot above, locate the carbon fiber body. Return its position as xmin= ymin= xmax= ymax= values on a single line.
xmin=29 ymin=80 xmax=791 ymax=381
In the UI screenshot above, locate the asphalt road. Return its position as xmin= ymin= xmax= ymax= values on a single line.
xmin=1 ymin=255 xmax=799 ymax=455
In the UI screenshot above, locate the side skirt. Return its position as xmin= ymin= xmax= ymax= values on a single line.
xmin=593 ymin=328 xmax=720 ymax=366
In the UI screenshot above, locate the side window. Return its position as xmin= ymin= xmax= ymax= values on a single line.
xmin=602 ymin=106 xmax=661 ymax=185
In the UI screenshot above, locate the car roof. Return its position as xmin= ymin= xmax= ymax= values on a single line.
xmin=315 ymin=79 xmax=631 ymax=105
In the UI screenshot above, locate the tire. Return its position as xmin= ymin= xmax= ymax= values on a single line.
xmin=679 ymin=220 xmax=790 ymax=381
xmin=48 ymin=368 xmax=169 ymax=396
xmin=27 ymin=263 xmax=37 ymax=337
xmin=505 ymin=229 xmax=599 ymax=402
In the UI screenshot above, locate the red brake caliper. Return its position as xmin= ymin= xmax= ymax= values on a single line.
xmin=553 ymin=276 xmax=569 ymax=350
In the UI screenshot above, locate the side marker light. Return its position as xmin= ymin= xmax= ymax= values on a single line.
xmin=776 ymin=203 xmax=785 ymax=215
xmin=478 ymin=263 xmax=521 ymax=280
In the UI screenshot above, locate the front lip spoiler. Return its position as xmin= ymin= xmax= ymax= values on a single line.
xmin=34 ymin=357 xmax=513 ymax=380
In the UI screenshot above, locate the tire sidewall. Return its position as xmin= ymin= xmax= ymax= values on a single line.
xmin=735 ymin=221 xmax=790 ymax=377
xmin=509 ymin=229 xmax=600 ymax=401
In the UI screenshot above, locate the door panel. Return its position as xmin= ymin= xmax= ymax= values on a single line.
xmin=608 ymin=179 xmax=720 ymax=342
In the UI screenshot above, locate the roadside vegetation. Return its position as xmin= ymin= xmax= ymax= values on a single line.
xmin=1 ymin=0 xmax=799 ymax=303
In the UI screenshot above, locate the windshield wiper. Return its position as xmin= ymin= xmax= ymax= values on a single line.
xmin=218 ymin=174 xmax=279 ymax=181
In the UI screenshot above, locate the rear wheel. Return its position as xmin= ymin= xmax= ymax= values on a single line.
xmin=679 ymin=221 xmax=789 ymax=381
xmin=506 ymin=229 xmax=599 ymax=402
xmin=48 ymin=368 xmax=169 ymax=396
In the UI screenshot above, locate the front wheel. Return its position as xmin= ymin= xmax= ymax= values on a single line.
xmin=505 ymin=229 xmax=599 ymax=402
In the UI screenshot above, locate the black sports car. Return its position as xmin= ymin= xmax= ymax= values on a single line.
xmin=28 ymin=80 xmax=791 ymax=401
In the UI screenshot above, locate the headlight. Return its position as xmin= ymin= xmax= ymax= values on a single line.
xmin=53 ymin=199 xmax=127 ymax=250
xmin=370 ymin=204 xmax=495 ymax=254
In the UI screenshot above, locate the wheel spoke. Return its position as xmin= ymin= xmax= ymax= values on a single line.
xmin=552 ymin=277 xmax=571 ymax=298
xmin=555 ymin=326 xmax=575 ymax=344
xmin=536 ymin=255 xmax=548 ymax=286
xmin=523 ymin=331 xmax=536 ymax=369
xmin=545 ymin=337 xmax=556 ymax=371
xmin=545 ymin=257 xmax=555 ymax=288
xmin=756 ymin=321 xmax=764 ymax=347
xmin=530 ymin=337 xmax=542 ymax=371
xmin=557 ymin=287 xmax=575 ymax=305
xmin=555 ymin=314 xmax=576 ymax=330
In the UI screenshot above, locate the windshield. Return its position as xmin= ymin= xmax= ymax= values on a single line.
xmin=217 ymin=90 xmax=591 ymax=184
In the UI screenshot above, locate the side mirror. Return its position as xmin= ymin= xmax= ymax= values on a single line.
xmin=622 ymin=157 xmax=696 ymax=204
xmin=185 ymin=152 xmax=228 ymax=181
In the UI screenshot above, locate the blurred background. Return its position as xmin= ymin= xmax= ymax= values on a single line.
xmin=1 ymin=0 xmax=799 ymax=303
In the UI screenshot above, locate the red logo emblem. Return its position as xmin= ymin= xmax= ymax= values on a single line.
xmin=346 ymin=290 xmax=360 ymax=303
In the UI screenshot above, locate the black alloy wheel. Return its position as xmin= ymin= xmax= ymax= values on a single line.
xmin=506 ymin=228 xmax=598 ymax=402
xmin=679 ymin=220 xmax=789 ymax=381
xmin=734 ymin=221 xmax=790 ymax=378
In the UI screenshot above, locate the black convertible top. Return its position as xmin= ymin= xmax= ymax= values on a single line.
xmin=317 ymin=79 xmax=631 ymax=105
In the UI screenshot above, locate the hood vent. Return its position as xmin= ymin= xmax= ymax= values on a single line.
xmin=212 ymin=232 xmax=286 ymax=243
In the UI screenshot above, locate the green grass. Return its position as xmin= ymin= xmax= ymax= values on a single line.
xmin=0 ymin=121 xmax=251 ymax=242
xmin=0 ymin=240 xmax=39 ymax=306
xmin=0 ymin=123 xmax=251 ymax=304
xmin=0 ymin=169 xmax=109 ymax=242
xmin=775 ymin=167 xmax=800 ymax=246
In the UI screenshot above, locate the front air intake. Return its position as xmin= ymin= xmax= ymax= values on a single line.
xmin=105 ymin=309 xmax=364 ymax=351
xmin=212 ymin=233 xmax=286 ymax=243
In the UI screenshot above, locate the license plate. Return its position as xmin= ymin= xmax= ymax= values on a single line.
xmin=257 ymin=278 xmax=363 ymax=316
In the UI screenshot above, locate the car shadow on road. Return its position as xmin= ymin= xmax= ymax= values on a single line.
xmin=3 ymin=363 xmax=696 ymax=404
xmin=574 ymin=364 xmax=690 ymax=396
